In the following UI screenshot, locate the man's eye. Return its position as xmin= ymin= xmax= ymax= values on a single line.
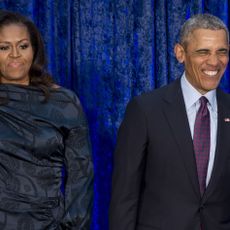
xmin=0 ymin=46 xmax=9 ymax=51
xmin=196 ymin=51 xmax=209 ymax=56
xmin=217 ymin=50 xmax=228 ymax=55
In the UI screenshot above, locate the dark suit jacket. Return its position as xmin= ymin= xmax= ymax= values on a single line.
xmin=109 ymin=78 xmax=230 ymax=230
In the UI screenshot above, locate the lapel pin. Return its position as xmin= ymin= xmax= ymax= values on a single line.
xmin=224 ymin=118 xmax=230 ymax=122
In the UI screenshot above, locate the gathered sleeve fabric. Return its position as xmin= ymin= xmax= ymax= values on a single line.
xmin=60 ymin=93 xmax=94 ymax=230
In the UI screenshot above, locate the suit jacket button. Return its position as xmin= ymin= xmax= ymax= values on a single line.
xmin=199 ymin=204 xmax=205 ymax=212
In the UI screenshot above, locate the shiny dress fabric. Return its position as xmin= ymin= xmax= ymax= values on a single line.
xmin=0 ymin=84 xmax=93 ymax=230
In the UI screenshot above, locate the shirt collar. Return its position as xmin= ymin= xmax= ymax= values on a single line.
xmin=181 ymin=72 xmax=217 ymax=111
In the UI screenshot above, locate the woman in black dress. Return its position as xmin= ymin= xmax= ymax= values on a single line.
xmin=0 ymin=10 xmax=93 ymax=229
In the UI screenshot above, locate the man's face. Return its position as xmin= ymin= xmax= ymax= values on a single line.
xmin=175 ymin=29 xmax=229 ymax=94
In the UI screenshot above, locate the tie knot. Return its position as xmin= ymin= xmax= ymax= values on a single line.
xmin=200 ymin=96 xmax=208 ymax=107
xmin=199 ymin=96 xmax=209 ymax=116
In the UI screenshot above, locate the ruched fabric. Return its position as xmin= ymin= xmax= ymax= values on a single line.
xmin=0 ymin=84 xmax=93 ymax=230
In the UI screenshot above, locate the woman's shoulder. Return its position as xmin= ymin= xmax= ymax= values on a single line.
xmin=43 ymin=85 xmax=87 ymax=127
xmin=50 ymin=84 xmax=81 ymax=106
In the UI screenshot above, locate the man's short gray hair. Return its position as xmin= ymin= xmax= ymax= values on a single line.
xmin=179 ymin=13 xmax=229 ymax=47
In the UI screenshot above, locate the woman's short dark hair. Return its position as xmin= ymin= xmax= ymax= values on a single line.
xmin=0 ymin=10 xmax=54 ymax=99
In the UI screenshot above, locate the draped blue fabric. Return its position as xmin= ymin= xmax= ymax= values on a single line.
xmin=0 ymin=1 xmax=230 ymax=229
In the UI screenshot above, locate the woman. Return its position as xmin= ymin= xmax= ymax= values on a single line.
xmin=0 ymin=10 xmax=93 ymax=229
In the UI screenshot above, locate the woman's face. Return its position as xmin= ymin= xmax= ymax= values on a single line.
xmin=0 ymin=23 xmax=34 ymax=85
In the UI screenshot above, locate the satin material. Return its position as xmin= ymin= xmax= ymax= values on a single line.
xmin=0 ymin=84 xmax=93 ymax=230
xmin=193 ymin=97 xmax=210 ymax=195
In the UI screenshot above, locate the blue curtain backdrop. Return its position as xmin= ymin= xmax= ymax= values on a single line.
xmin=0 ymin=1 xmax=230 ymax=229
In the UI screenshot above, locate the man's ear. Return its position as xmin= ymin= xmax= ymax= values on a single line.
xmin=174 ymin=43 xmax=185 ymax=63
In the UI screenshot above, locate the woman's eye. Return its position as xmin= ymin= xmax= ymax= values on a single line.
xmin=0 ymin=46 xmax=9 ymax=51
xmin=19 ymin=44 xmax=29 ymax=49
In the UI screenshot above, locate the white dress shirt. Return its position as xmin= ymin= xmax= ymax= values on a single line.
xmin=181 ymin=72 xmax=218 ymax=186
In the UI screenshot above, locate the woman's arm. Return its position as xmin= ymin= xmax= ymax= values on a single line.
xmin=61 ymin=101 xmax=94 ymax=229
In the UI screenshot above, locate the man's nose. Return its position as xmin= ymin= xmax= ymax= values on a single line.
xmin=206 ymin=54 xmax=218 ymax=66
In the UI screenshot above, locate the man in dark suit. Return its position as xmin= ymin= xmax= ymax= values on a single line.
xmin=109 ymin=14 xmax=230 ymax=230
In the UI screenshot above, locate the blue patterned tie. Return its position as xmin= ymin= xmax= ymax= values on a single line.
xmin=193 ymin=96 xmax=210 ymax=195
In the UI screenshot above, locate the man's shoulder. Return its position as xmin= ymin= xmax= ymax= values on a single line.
xmin=124 ymin=79 xmax=182 ymax=119
xmin=217 ymin=88 xmax=230 ymax=107
xmin=133 ymin=78 xmax=181 ymax=105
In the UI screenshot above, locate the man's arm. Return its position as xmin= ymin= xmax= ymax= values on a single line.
xmin=109 ymin=97 xmax=148 ymax=230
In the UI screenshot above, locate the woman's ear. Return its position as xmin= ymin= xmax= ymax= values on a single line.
xmin=174 ymin=43 xmax=185 ymax=63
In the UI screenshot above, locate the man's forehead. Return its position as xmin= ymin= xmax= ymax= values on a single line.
xmin=186 ymin=29 xmax=228 ymax=46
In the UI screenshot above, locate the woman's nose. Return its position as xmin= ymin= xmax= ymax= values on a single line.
xmin=9 ymin=47 xmax=21 ymax=58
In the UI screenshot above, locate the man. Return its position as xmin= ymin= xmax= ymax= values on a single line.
xmin=109 ymin=14 xmax=230 ymax=230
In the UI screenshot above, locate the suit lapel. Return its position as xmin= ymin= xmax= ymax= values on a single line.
xmin=204 ymin=89 xmax=230 ymax=200
xmin=162 ymin=79 xmax=200 ymax=198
